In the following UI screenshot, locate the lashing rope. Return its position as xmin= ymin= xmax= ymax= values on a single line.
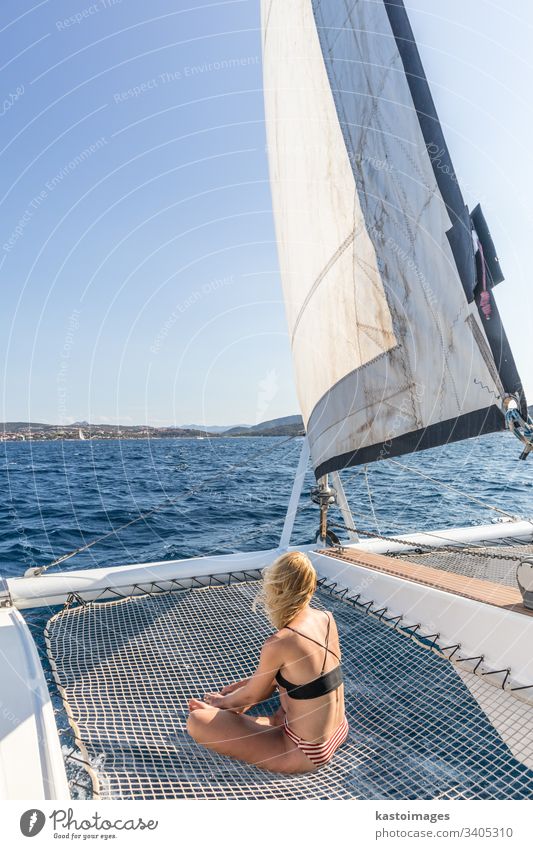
xmin=363 ymin=464 xmax=381 ymax=532
xmin=47 ymin=568 xmax=533 ymax=695
xmin=332 ymin=460 xmax=530 ymax=561
xmin=328 ymin=521 xmax=530 ymax=562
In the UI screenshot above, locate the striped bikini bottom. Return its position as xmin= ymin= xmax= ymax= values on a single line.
xmin=283 ymin=716 xmax=349 ymax=767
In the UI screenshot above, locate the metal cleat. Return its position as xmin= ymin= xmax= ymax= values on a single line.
xmin=517 ymin=558 xmax=533 ymax=610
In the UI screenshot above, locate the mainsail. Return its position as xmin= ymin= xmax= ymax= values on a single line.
xmin=261 ymin=0 xmax=526 ymax=478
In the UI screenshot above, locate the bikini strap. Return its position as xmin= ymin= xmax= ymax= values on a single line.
xmin=284 ymin=612 xmax=340 ymax=665
xmin=321 ymin=612 xmax=332 ymax=674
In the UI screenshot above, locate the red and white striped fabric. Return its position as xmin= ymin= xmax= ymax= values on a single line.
xmin=283 ymin=716 xmax=349 ymax=766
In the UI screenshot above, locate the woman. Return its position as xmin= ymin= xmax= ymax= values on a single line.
xmin=187 ymin=551 xmax=348 ymax=774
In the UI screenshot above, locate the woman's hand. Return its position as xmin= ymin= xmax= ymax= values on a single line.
xmin=197 ymin=636 xmax=280 ymax=715
xmin=219 ymin=678 xmax=250 ymax=695
xmin=204 ymin=689 xmax=252 ymax=714
xmin=203 ymin=692 xmax=227 ymax=709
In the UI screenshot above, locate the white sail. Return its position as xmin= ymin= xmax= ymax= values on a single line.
xmin=261 ymin=0 xmax=525 ymax=478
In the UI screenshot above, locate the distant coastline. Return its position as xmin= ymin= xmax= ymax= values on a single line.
xmin=0 ymin=414 xmax=304 ymax=442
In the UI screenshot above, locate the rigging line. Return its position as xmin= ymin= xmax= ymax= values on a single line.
xmin=195 ymin=514 xmax=294 ymax=555
xmin=340 ymin=458 xmax=520 ymax=523
xmin=363 ymin=464 xmax=381 ymax=533
xmin=328 ymin=496 xmax=531 ymax=551
xmin=386 ymin=458 xmax=522 ymax=522
xmin=30 ymin=434 xmax=303 ymax=575
xmin=328 ymin=521 xmax=529 ymax=562
xmin=210 ymin=498 xmax=395 ymax=555
xmin=335 ymin=474 xmax=529 ymax=549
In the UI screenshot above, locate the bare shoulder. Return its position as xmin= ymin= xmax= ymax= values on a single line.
xmin=315 ymin=607 xmax=338 ymax=627
xmin=267 ymin=628 xmax=294 ymax=649
xmin=261 ymin=631 xmax=286 ymax=657
xmin=322 ymin=609 xmax=341 ymax=644
xmin=257 ymin=631 xmax=286 ymax=670
xmin=265 ymin=627 xmax=296 ymax=656
xmin=325 ymin=609 xmax=339 ymax=629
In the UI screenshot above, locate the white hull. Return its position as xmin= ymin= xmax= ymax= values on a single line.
xmin=7 ymin=519 xmax=532 ymax=610
xmin=0 ymin=603 xmax=69 ymax=799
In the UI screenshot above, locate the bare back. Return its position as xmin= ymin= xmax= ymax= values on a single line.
xmin=276 ymin=608 xmax=345 ymax=743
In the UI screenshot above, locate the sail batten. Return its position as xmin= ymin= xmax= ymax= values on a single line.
xmin=262 ymin=0 xmax=526 ymax=478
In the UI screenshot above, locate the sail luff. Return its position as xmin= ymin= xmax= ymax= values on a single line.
xmin=382 ymin=0 xmax=476 ymax=303
xmin=381 ymin=1 xmax=527 ymax=421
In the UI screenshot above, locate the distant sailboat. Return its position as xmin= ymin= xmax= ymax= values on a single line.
xmin=78 ymin=428 xmax=86 ymax=441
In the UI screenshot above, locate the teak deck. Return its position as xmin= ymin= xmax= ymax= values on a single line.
xmin=320 ymin=547 xmax=533 ymax=618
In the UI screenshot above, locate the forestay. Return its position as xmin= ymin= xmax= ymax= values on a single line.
xmin=261 ymin=0 xmax=526 ymax=478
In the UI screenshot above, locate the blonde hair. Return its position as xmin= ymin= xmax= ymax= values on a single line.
xmin=255 ymin=551 xmax=317 ymax=630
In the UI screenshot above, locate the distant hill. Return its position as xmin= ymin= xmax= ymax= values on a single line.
xmin=179 ymin=423 xmax=248 ymax=433
xmin=1 ymin=415 xmax=304 ymax=441
xmin=225 ymin=415 xmax=304 ymax=436
xmin=2 ymin=422 xmax=56 ymax=431
xmin=4 ymin=406 xmax=532 ymax=441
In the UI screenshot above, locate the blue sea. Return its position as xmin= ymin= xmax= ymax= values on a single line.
xmin=1 ymin=432 xmax=533 ymax=579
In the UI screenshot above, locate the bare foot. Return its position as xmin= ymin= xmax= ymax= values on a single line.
xmin=188 ymin=697 xmax=210 ymax=712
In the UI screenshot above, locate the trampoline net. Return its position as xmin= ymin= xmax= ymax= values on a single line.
xmin=45 ymin=575 xmax=533 ymax=800
xmin=391 ymin=544 xmax=533 ymax=588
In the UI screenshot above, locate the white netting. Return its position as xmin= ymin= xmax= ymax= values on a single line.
xmin=45 ymin=576 xmax=533 ymax=800
xmin=394 ymin=544 xmax=533 ymax=587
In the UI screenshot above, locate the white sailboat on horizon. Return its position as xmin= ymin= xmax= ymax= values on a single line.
xmin=1 ymin=0 xmax=533 ymax=802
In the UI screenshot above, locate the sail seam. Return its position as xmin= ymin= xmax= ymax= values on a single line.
xmin=313 ymin=406 xmax=504 ymax=479
xmin=290 ymin=227 xmax=356 ymax=344
xmin=304 ymin=345 xmax=400 ymax=430
xmin=308 ymin=379 xmax=417 ymax=443
xmin=261 ymin=0 xmax=274 ymax=50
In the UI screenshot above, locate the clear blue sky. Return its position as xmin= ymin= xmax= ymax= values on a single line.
xmin=1 ymin=0 xmax=532 ymax=426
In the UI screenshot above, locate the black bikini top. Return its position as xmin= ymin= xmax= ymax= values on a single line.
xmin=275 ymin=612 xmax=343 ymax=700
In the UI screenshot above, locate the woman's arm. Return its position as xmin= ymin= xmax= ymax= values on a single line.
xmin=204 ymin=635 xmax=281 ymax=712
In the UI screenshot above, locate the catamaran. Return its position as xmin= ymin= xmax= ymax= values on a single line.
xmin=2 ymin=0 xmax=533 ymax=801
